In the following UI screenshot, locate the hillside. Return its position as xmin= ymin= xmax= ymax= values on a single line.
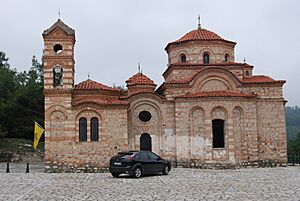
xmin=0 ymin=138 xmax=44 ymax=162
xmin=286 ymin=106 xmax=300 ymax=140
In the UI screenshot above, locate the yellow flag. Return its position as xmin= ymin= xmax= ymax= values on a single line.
xmin=34 ymin=121 xmax=44 ymax=149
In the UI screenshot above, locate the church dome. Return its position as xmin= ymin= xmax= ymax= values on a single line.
xmin=126 ymin=73 xmax=156 ymax=87
xmin=165 ymin=28 xmax=236 ymax=50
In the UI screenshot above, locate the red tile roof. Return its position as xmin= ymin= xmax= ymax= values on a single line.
xmin=72 ymin=98 xmax=129 ymax=106
xmin=166 ymin=28 xmax=236 ymax=50
xmin=166 ymin=79 xmax=190 ymax=84
xmin=241 ymin=75 xmax=286 ymax=84
xmin=75 ymin=79 xmax=119 ymax=91
xmin=171 ymin=62 xmax=252 ymax=67
xmin=126 ymin=73 xmax=156 ymax=86
xmin=43 ymin=19 xmax=75 ymax=36
xmin=177 ymin=91 xmax=256 ymax=99
xmin=166 ymin=74 xmax=285 ymax=85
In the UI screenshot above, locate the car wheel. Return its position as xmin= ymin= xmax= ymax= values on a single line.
xmin=133 ymin=167 xmax=142 ymax=178
xmin=162 ymin=165 xmax=169 ymax=175
xmin=111 ymin=173 xmax=120 ymax=178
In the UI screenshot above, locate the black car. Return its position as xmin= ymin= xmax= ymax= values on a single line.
xmin=109 ymin=150 xmax=171 ymax=178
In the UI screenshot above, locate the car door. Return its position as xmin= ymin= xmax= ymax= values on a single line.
xmin=147 ymin=152 xmax=164 ymax=173
xmin=134 ymin=151 xmax=151 ymax=174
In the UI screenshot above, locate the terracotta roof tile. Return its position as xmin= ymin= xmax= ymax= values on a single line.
xmin=166 ymin=74 xmax=285 ymax=85
xmin=74 ymin=79 xmax=119 ymax=91
xmin=126 ymin=73 xmax=156 ymax=86
xmin=177 ymin=91 xmax=256 ymax=99
xmin=43 ymin=19 xmax=75 ymax=36
xmin=171 ymin=62 xmax=252 ymax=67
xmin=166 ymin=28 xmax=236 ymax=49
xmin=166 ymin=79 xmax=190 ymax=84
xmin=72 ymin=98 xmax=129 ymax=106
xmin=241 ymin=75 xmax=286 ymax=84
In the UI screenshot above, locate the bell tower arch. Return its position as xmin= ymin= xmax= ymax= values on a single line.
xmin=42 ymin=19 xmax=75 ymax=89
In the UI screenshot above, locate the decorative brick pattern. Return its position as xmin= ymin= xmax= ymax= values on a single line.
xmin=43 ymin=20 xmax=287 ymax=172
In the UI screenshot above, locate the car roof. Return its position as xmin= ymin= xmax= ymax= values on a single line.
xmin=117 ymin=150 xmax=149 ymax=155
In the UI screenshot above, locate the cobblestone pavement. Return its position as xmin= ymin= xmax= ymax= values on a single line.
xmin=0 ymin=167 xmax=299 ymax=201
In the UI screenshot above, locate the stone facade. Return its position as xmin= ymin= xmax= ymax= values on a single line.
xmin=43 ymin=20 xmax=287 ymax=172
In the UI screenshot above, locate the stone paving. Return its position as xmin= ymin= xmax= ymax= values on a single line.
xmin=0 ymin=166 xmax=299 ymax=201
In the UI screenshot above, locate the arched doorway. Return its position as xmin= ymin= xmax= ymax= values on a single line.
xmin=140 ymin=133 xmax=152 ymax=151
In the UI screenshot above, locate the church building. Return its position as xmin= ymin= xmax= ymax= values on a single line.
xmin=43 ymin=19 xmax=287 ymax=172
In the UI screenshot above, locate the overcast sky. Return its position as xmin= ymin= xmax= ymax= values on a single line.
xmin=1 ymin=0 xmax=300 ymax=106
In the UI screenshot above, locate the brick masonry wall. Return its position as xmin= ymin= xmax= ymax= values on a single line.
xmin=43 ymin=21 xmax=287 ymax=171
xmin=45 ymin=100 xmax=128 ymax=171
xmin=256 ymin=100 xmax=287 ymax=162
xmin=173 ymin=98 xmax=260 ymax=164
xmin=168 ymin=41 xmax=235 ymax=65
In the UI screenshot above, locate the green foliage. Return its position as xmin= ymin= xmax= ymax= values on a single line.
xmin=0 ymin=52 xmax=44 ymax=140
xmin=288 ymin=132 xmax=300 ymax=155
xmin=113 ymin=83 xmax=127 ymax=96
xmin=285 ymin=106 xmax=300 ymax=140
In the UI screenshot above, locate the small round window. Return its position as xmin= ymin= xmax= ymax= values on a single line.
xmin=139 ymin=111 xmax=151 ymax=122
xmin=53 ymin=44 xmax=63 ymax=54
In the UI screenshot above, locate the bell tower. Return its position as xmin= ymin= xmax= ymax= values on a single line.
xmin=42 ymin=19 xmax=75 ymax=89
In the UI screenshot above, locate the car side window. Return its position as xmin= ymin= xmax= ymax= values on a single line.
xmin=147 ymin=152 xmax=160 ymax=160
xmin=135 ymin=152 xmax=148 ymax=160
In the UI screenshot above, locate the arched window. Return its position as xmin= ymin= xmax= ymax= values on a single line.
xmin=91 ymin=117 xmax=99 ymax=141
xmin=79 ymin=117 xmax=87 ymax=141
xmin=203 ymin=53 xmax=210 ymax=65
xmin=180 ymin=54 xmax=186 ymax=62
xmin=245 ymin=71 xmax=250 ymax=76
xmin=53 ymin=66 xmax=63 ymax=87
xmin=225 ymin=53 xmax=230 ymax=62
xmin=212 ymin=119 xmax=225 ymax=148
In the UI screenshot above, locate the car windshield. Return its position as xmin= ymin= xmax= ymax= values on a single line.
xmin=117 ymin=152 xmax=135 ymax=160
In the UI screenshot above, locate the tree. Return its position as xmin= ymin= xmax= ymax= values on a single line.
xmin=288 ymin=132 xmax=300 ymax=156
xmin=0 ymin=52 xmax=17 ymax=137
xmin=0 ymin=52 xmax=44 ymax=139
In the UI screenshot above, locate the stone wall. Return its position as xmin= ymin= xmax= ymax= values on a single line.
xmin=256 ymin=100 xmax=287 ymax=162
xmin=173 ymin=98 xmax=259 ymax=164
xmin=45 ymin=101 xmax=128 ymax=170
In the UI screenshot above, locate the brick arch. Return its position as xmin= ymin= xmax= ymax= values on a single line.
xmin=189 ymin=106 xmax=205 ymax=118
xmin=130 ymin=99 xmax=162 ymax=153
xmin=233 ymin=106 xmax=246 ymax=161
xmin=127 ymin=92 xmax=164 ymax=103
xmin=200 ymin=49 xmax=214 ymax=63
xmin=49 ymin=110 xmax=65 ymax=140
xmin=222 ymin=50 xmax=232 ymax=62
xmin=177 ymin=50 xmax=188 ymax=62
xmin=46 ymin=105 xmax=68 ymax=120
xmin=211 ymin=106 xmax=228 ymax=120
xmin=75 ymin=109 xmax=102 ymax=121
xmin=190 ymin=68 xmax=241 ymax=93
xmin=190 ymin=107 xmax=206 ymax=157
xmin=211 ymin=106 xmax=228 ymax=150
xmin=131 ymin=100 xmax=162 ymax=124
xmin=199 ymin=49 xmax=213 ymax=57
xmin=233 ymin=106 xmax=244 ymax=116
